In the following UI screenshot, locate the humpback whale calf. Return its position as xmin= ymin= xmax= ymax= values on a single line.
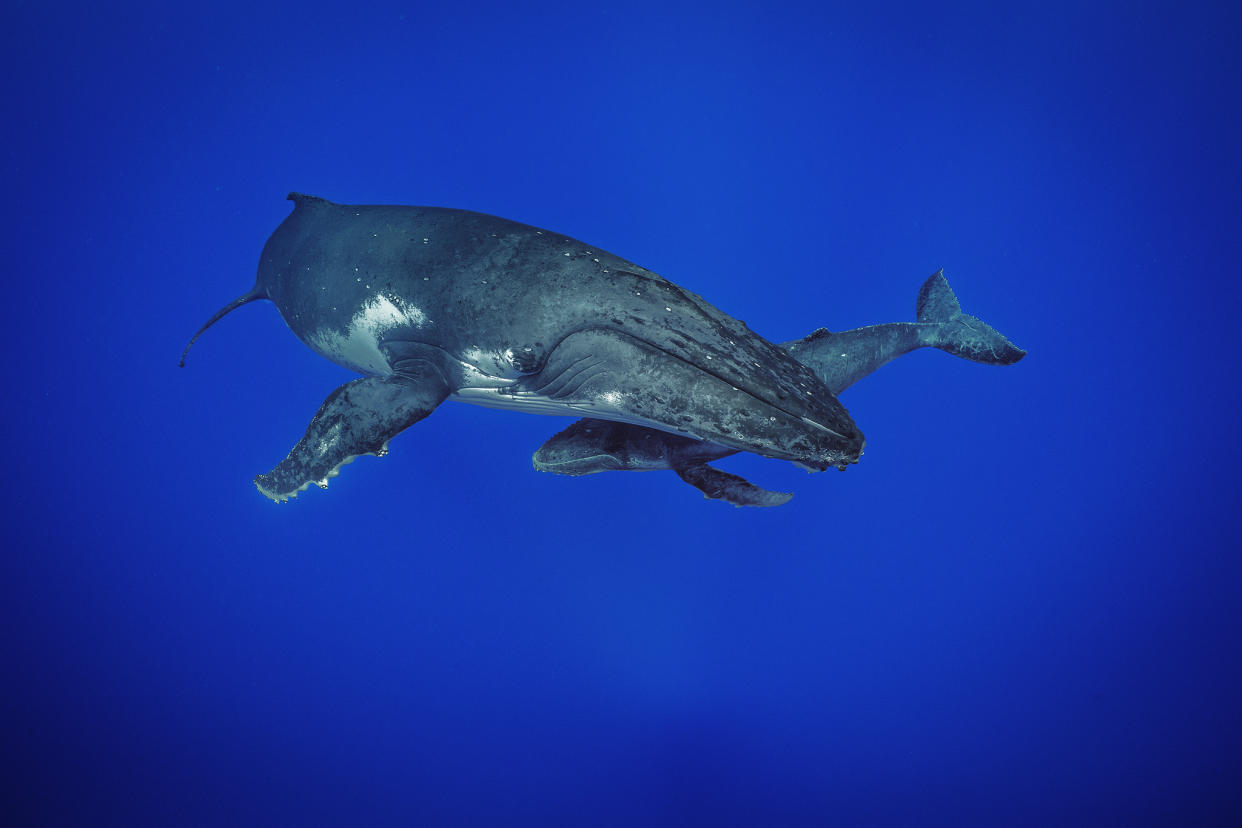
xmin=183 ymin=194 xmax=1023 ymax=505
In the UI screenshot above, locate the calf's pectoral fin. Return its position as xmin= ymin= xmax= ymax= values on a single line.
xmin=673 ymin=462 xmax=794 ymax=508
xmin=254 ymin=373 xmax=449 ymax=502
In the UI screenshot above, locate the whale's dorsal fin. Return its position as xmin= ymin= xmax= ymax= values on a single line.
xmin=286 ymin=192 xmax=335 ymax=208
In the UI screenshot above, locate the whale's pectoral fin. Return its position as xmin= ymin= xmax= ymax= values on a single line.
xmin=254 ymin=371 xmax=449 ymax=502
xmin=673 ymin=462 xmax=794 ymax=508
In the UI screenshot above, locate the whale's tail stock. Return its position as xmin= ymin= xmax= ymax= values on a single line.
xmin=917 ymin=270 xmax=1026 ymax=366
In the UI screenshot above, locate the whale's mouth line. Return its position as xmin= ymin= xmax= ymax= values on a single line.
xmin=634 ymin=338 xmax=857 ymax=446
xmin=800 ymin=415 xmax=848 ymax=441
xmin=449 ymin=386 xmax=709 ymax=442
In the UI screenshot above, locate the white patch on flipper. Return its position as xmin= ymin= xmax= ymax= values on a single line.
xmin=255 ymin=441 xmax=390 ymax=503
xmin=310 ymin=295 xmax=428 ymax=375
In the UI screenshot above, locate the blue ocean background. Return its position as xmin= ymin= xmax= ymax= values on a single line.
xmin=4 ymin=1 xmax=1239 ymax=824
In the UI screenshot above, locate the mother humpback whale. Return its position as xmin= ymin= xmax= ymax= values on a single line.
xmin=183 ymin=194 xmax=1023 ymax=506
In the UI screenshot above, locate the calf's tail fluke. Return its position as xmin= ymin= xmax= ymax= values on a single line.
xmin=917 ymin=270 xmax=1026 ymax=365
xmin=179 ymin=286 xmax=267 ymax=367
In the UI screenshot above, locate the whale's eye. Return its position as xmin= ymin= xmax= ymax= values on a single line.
xmin=510 ymin=346 xmax=541 ymax=374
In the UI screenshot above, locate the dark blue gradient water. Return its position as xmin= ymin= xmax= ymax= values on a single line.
xmin=4 ymin=2 xmax=1239 ymax=824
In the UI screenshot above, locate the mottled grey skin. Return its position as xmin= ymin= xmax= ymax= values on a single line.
xmin=533 ymin=272 xmax=1025 ymax=506
xmin=182 ymin=193 xmax=869 ymax=501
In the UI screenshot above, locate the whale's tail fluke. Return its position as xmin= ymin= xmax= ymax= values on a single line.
xmin=179 ymin=285 xmax=267 ymax=367
xmin=917 ymin=270 xmax=1026 ymax=365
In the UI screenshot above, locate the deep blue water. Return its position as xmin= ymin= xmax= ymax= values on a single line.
xmin=4 ymin=1 xmax=1240 ymax=825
